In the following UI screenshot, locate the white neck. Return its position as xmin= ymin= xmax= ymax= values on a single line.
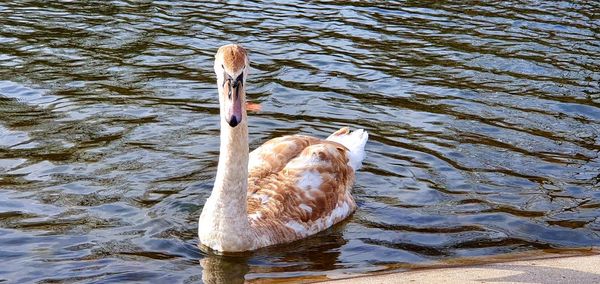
xmin=212 ymin=115 xmax=249 ymax=215
xmin=198 ymin=91 xmax=254 ymax=251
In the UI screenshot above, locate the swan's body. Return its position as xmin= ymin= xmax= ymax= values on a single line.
xmin=198 ymin=44 xmax=368 ymax=252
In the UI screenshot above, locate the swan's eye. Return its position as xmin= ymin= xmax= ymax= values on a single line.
xmin=235 ymin=73 xmax=244 ymax=83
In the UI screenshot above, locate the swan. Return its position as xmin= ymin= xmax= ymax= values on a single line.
xmin=198 ymin=44 xmax=368 ymax=252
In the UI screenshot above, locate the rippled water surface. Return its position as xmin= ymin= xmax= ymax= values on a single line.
xmin=1 ymin=1 xmax=599 ymax=282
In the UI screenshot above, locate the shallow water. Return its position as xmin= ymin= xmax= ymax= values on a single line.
xmin=0 ymin=1 xmax=599 ymax=282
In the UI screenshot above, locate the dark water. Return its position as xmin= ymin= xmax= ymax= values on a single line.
xmin=1 ymin=1 xmax=599 ymax=282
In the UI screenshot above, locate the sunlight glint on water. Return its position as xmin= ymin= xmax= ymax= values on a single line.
xmin=0 ymin=1 xmax=599 ymax=282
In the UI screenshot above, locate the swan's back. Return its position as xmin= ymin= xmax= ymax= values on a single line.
xmin=246 ymin=127 xmax=368 ymax=246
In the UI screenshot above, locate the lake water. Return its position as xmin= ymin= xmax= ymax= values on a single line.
xmin=0 ymin=1 xmax=599 ymax=283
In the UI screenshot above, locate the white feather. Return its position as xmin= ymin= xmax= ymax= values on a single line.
xmin=253 ymin=194 xmax=269 ymax=204
xmin=299 ymin=203 xmax=312 ymax=213
xmin=297 ymin=170 xmax=322 ymax=190
xmin=327 ymin=128 xmax=368 ymax=171
xmin=248 ymin=211 xmax=262 ymax=221
xmin=285 ymin=220 xmax=307 ymax=234
xmin=288 ymin=201 xmax=352 ymax=237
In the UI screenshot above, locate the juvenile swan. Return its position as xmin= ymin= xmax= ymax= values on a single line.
xmin=198 ymin=44 xmax=368 ymax=252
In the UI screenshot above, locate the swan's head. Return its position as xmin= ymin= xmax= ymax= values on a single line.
xmin=214 ymin=44 xmax=249 ymax=128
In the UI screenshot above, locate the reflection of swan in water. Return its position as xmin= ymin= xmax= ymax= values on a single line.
xmin=198 ymin=43 xmax=368 ymax=252
xmin=200 ymin=255 xmax=249 ymax=284
xmin=200 ymin=224 xmax=349 ymax=283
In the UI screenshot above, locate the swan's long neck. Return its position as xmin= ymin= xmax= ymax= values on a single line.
xmin=212 ymin=117 xmax=249 ymax=214
xmin=198 ymin=97 xmax=253 ymax=251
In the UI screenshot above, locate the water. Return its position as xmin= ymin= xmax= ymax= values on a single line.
xmin=0 ymin=1 xmax=599 ymax=282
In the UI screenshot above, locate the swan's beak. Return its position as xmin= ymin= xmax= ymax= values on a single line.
xmin=224 ymin=76 xmax=243 ymax=128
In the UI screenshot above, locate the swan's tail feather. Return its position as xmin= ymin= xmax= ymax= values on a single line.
xmin=327 ymin=127 xmax=368 ymax=171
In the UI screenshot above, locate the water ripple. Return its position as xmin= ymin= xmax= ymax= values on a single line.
xmin=0 ymin=0 xmax=599 ymax=282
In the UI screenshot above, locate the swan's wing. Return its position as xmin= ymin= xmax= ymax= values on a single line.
xmin=247 ymin=140 xmax=357 ymax=239
xmin=248 ymin=135 xmax=319 ymax=179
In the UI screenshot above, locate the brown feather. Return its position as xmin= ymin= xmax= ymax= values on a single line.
xmin=216 ymin=44 xmax=247 ymax=74
xmin=246 ymin=135 xmax=357 ymax=245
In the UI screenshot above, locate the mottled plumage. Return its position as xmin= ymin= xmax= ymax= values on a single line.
xmin=246 ymin=134 xmax=357 ymax=246
xmin=198 ymin=44 xmax=368 ymax=252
